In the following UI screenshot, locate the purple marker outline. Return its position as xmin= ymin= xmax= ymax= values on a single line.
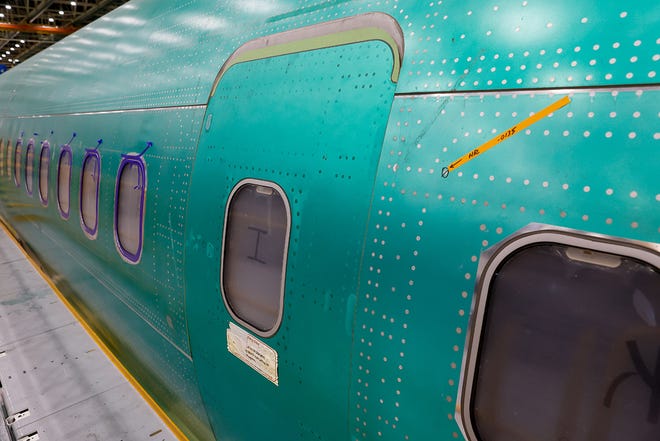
xmin=38 ymin=141 xmax=50 ymax=206
xmin=24 ymin=139 xmax=34 ymax=196
xmin=113 ymin=154 xmax=146 ymax=264
xmin=79 ymin=148 xmax=101 ymax=240
xmin=13 ymin=139 xmax=22 ymax=188
xmin=56 ymin=144 xmax=72 ymax=220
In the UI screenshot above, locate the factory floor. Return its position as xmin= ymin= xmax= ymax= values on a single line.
xmin=0 ymin=228 xmax=178 ymax=441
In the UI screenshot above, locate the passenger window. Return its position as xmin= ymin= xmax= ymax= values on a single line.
xmin=460 ymin=227 xmax=660 ymax=441
xmin=80 ymin=149 xmax=101 ymax=239
xmin=221 ymin=180 xmax=290 ymax=336
xmin=0 ymin=138 xmax=4 ymax=177
xmin=57 ymin=145 xmax=72 ymax=220
xmin=114 ymin=155 xmax=146 ymax=263
xmin=5 ymin=139 xmax=12 ymax=180
xmin=4 ymin=139 xmax=10 ymax=179
xmin=13 ymin=139 xmax=22 ymax=187
xmin=24 ymin=140 xmax=34 ymax=196
xmin=39 ymin=141 xmax=50 ymax=205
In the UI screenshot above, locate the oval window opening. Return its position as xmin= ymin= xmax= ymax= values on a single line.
xmin=13 ymin=139 xmax=22 ymax=187
xmin=5 ymin=139 xmax=11 ymax=179
xmin=114 ymin=156 xmax=146 ymax=264
xmin=0 ymin=139 xmax=4 ymax=177
xmin=80 ymin=149 xmax=101 ymax=239
xmin=221 ymin=180 xmax=291 ymax=337
xmin=459 ymin=226 xmax=660 ymax=441
xmin=57 ymin=145 xmax=72 ymax=220
xmin=24 ymin=140 xmax=34 ymax=196
xmin=39 ymin=141 xmax=51 ymax=206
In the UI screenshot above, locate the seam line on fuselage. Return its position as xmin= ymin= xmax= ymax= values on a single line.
xmin=7 ymin=83 xmax=660 ymax=119
xmin=393 ymin=83 xmax=660 ymax=99
xmin=36 ymin=224 xmax=194 ymax=362
xmin=10 ymin=104 xmax=208 ymax=119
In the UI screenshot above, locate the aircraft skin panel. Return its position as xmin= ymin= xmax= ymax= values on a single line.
xmin=350 ymin=87 xmax=660 ymax=439
xmin=0 ymin=0 xmax=656 ymax=116
xmin=185 ymin=36 xmax=398 ymax=440
xmin=0 ymin=0 xmax=657 ymax=441
xmin=0 ymin=107 xmax=215 ymax=440
xmin=0 ymin=106 xmax=205 ymax=355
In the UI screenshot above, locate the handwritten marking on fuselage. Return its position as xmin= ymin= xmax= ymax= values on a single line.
xmin=442 ymin=95 xmax=571 ymax=177
xmin=247 ymin=226 xmax=267 ymax=264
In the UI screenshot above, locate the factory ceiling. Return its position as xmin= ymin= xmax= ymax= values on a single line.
xmin=0 ymin=0 xmax=129 ymax=71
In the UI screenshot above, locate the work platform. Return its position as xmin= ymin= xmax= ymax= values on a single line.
xmin=0 ymin=229 xmax=178 ymax=441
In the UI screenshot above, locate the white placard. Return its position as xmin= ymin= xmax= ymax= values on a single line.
xmin=227 ymin=322 xmax=279 ymax=385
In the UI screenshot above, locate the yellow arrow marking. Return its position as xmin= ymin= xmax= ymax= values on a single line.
xmin=442 ymin=95 xmax=571 ymax=177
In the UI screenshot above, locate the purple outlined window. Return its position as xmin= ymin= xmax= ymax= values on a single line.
xmin=13 ymin=139 xmax=22 ymax=187
xmin=24 ymin=139 xmax=34 ymax=196
xmin=38 ymin=141 xmax=51 ymax=206
xmin=0 ymin=139 xmax=4 ymax=177
xmin=221 ymin=179 xmax=291 ymax=337
xmin=114 ymin=154 xmax=146 ymax=264
xmin=80 ymin=148 xmax=101 ymax=239
xmin=4 ymin=139 xmax=10 ymax=179
xmin=57 ymin=145 xmax=72 ymax=220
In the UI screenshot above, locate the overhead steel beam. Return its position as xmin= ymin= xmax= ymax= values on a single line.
xmin=0 ymin=0 xmax=128 ymax=69
xmin=0 ymin=36 xmax=53 ymax=44
xmin=0 ymin=0 xmax=60 ymax=52
xmin=0 ymin=23 xmax=78 ymax=35
xmin=70 ymin=0 xmax=122 ymax=26
xmin=28 ymin=0 xmax=59 ymax=23
xmin=6 ymin=41 xmax=50 ymax=63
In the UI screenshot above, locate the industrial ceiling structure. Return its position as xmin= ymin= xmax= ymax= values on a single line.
xmin=0 ymin=0 xmax=129 ymax=71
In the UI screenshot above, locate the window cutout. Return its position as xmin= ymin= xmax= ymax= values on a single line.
xmin=38 ymin=141 xmax=50 ymax=206
xmin=0 ymin=139 xmax=4 ymax=177
xmin=114 ymin=155 xmax=146 ymax=264
xmin=80 ymin=149 xmax=100 ymax=239
xmin=221 ymin=179 xmax=290 ymax=337
xmin=13 ymin=139 xmax=22 ymax=187
xmin=24 ymin=139 xmax=34 ymax=196
xmin=57 ymin=145 xmax=72 ymax=220
xmin=459 ymin=225 xmax=660 ymax=441
xmin=5 ymin=139 xmax=11 ymax=179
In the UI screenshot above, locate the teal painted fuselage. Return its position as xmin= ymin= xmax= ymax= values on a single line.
xmin=0 ymin=1 xmax=658 ymax=440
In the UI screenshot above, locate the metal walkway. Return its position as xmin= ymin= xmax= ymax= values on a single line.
xmin=0 ymin=229 xmax=178 ymax=441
